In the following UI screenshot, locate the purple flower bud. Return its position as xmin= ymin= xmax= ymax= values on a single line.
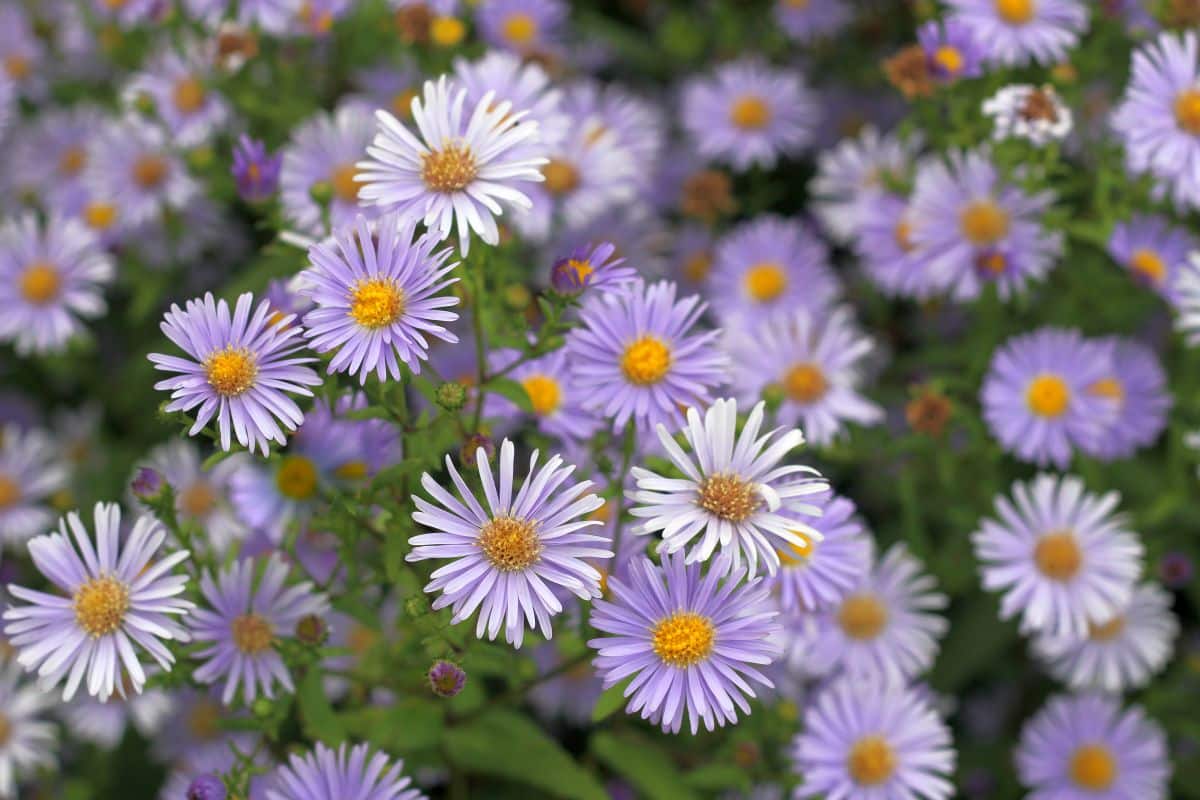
xmin=1159 ymin=551 xmax=1194 ymax=589
xmin=130 ymin=467 xmax=164 ymax=500
xmin=428 ymin=660 xmax=466 ymax=698
xmin=187 ymin=774 xmax=227 ymax=800
xmin=232 ymin=134 xmax=281 ymax=203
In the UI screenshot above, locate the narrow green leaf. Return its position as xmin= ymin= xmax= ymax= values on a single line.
xmin=298 ymin=668 xmax=346 ymax=745
xmin=590 ymin=678 xmax=630 ymax=723
xmin=591 ymin=731 xmax=698 ymax=800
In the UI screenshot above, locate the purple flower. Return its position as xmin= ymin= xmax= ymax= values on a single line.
xmin=428 ymin=660 xmax=466 ymax=697
xmin=124 ymin=42 xmax=229 ymax=147
xmin=131 ymin=466 xmax=165 ymax=500
xmin=768 ymin=490 xmax=872 ymax=613
xmin=1080 ymin=337 xmax=1171 ymax=461
xmin=232 ymin=135 xmax=282 ymax=203
xmin=0 ymin=661 xmax=56 ymax=797
xmin=588 ymin=552 xmax=782 ymax=734
xmin=0 ymin=424 xmax=68 ymax=547
xmin=549 ymin=241 xmax=637 ymax=294
xmin=945 ymin=0 xmax=1089 ymax=66
xmin=773 ymin=0 xmax=850 ymax=43
xmin=918 ymin=18 xmax=985 ymax=82
xmin=187 ymin=774 xmax=227 ymax=800
xmin=85 ymin=117 xmax=197 ymax=229
xmin=854 ymin=190 xmax=941 ymax=299
xmin=266 ymin=742 xmax=425 ymax=800
xmin=280 ymin=104 xmax=378 ymax=237
xmin=141 ymin=439 xmax=248 ymax=555
xmin=475 ymin=0 xmax=567 ymax=57
xmin=483 ymin=347 xmax=601 ymax=444
xmin=1108 ymin=214 xmax=1197 ymax=304
xmin=1158 ymin=550 xmax=1193 ymax=588
xmin=148 ymin=292 xmax=322 ymax=456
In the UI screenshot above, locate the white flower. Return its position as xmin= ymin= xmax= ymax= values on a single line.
xmin=982 ymin=84 xmax=1073 ymax=145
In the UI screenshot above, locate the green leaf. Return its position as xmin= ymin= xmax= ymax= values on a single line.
xmin=297 ymin=668 xmax=346 ymax=745
xmin=591 ymin=731 xmax=698 ymax=800
xmin=486 ymin=377 xmax=534 ymax=413
xmin=683 ymin=764 xmax=751 ymax=793
xmin=590 ymin=678 xmax=630 ymax=723
xmin=444 ymin=710 xmax=607 ymax=800
xmin=341 ymin=698 xmax=444 ymax=752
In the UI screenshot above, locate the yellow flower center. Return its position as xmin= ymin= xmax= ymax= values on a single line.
xmin=541 ymin=159 xmax=580 ymax=195
xmin=744 ymin=262 xmax=787 ymax=302
xmin=977 ymin=251 xmax=1008 ymax=275
xmin=521 ymin=374 xmax=562 ymax=416
xmin=59 ymin=146 xmax=87 ymax=176
xmin=3 ymin=55 xmax=29 ymax=80
xmin=847 ymin=735 xmax=896 ymax=785
xmin=933 ymin=45 xmax=965 ymax=75
xmin=502 ymin=12 xmax=537 ymax=45
xmin=180 ymin=481 xmax=217 ymax=518
xmin=1088 ymin=377 xmax=1125 ymax=403
xmin=478 ymin=516 xmax=541 ymax=571
xmin=391 ymin=88 xmax=419 ymax=119
xmin=1129 ymin=248 xmax=1167 ymax=285
xmin=132 ymin=155 xmax=168 ymax=189
xmin=334 ymin=460 xmax=370 ymax=480
xmin=683 ymin=251 xmax=712 ymax=283
xmin=1026 ymin=374 xmax=1070 ymax=418
xmin=620 ymin=336 xmax=672 ymax=385
xmin=894 ymin=220 xmax=915 ymax=252
xmin=187 ymin=698 xmax=221 ymax=740
xmin=297 ymin=1 xmax=334 ymax=33
xmin=275 ymin=455 xmax=318 ymax=500
xmin=348 ymin=278 xmax=405 ymax=328
xmin=330 ymin=162 xmax=362 ymax=203
xmin=1034 ymin=531 xmax=1083 ymax=581
xmin=651 ymin=611 xmax=716 ymax=668
xmin=784 ymin=362 xmax=828 ymax=404
xmin=74 ymin=576 xmax=131 ymax=638
xmin=1174 ymin=88 xmax=1200 ymax=135
xmin=960 ymin=200 xmax=1009 ymax=246
xmin=784 ymin=0 xmax=811 ymax=8
xmin=697 ymin=473 xmax=759 ymax=522
xmin=18 ymin=261 xmax=61 ymax=305
xmin=231 ymin=613 xmax=274 ymax=654
xmin=84 ymin=201 xmax=118 ymax=231
xmin=347 ymin=623 xmax=378 ymax=654
xmin=1070 ymin=744 xmax=1117 ymax=791
xmin=777 ymin=530 xmax=818 ymax=565
xmin=995 ymin=0 xmax=1035 ymax=24
xmin=729 ymin=95 xmax=771 ymax=129
xmin=430 ymin=15 xmax=466 ymax=46
xmin=421 ymin=144 xmax=478 ymax=193
xmin=0 ymin=713 xmax=11 ymax=748
xmin=173 ymin=75 xmax=206 ymax=113
xmin=560 ymin=258 xmax=593 ymax=286
xmin=0 ymin=474 xmax=19 ymax=509
xmin=1088 ymin=615 xmax=1126 ymax=641
xmin=838 ymin=593 xmax=889 ymax=639
xmin=204 ymin=346 xmax=258 ymax=397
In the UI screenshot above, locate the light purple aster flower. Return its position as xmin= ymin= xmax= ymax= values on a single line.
xmin=980 ymin=328 xmax=1115 ymax=468
xmin=124 ymin=42 xmax=230 ymax=147
xmin=565 ymin=280 xmax=727 ymax=433
xmin=918 ymin=17 xmax=986 ymax=82
xmin=483 ymin=347 xmax=602 ymax=444
xmin=549 ymin=241 xmax=637 ymax=295
xmin=90 ymin=0 xmax=163 ymax=28
xmin=973 ymin=473 xmax=1143 ymax=639
xmin=280 ymin=103 xmax=378 ymax=237
xmin=0 ymin=660 xmax=56 ymax=798
xmin=6 ymin=105 xmax=105 ymax=214
xmin=152 ymin=688 xmax=255 ymax=765
xmin=1032 ymin=582 xmax=1178 ymax=693
xmin=792 ymin=678 xmax=955 ymax=799
xmin=588 ymin=551 xmax=781 ymax=735
xmin=1177 ymin=253 xmax=1200 ymax=345
xmin=908 ymin=149 xmax=1062 ymax=301
xmin=527 ymin=643 xmax=602 ymax=724
xmin=806 ymin=543 xmax=948 ymax=685
xmin=357 ymin=75 xmax=549 ymax=255
xmin=161 ymin=745 xmax=268 ymax=800
xmin=0 ymin=71 xmax=12 ymax=140
xmin=428 ymin=659 xmax=467 ymax=698
xmin=561 ymin=80 xmax=666 ymax=177
xmin=681 ymin=58 xmax=819 ymax=172
xmin=182 ymin=0 xmax=305 ymax=35
xmin=139 ymin=439 xmax=248 ymax=554
xmin=190 ymin=555 xmax=328 ymax=705
xmin=232 ymin=135 xmax=283 ymax=203
xmin=1112 ymin=31 xmax=1200 ymax=211
xmin=475 ymin=0 xmax=567 ymax=57
xmin=85 ymin=117 xmax=197 ymax=230
xmin=1109 ymin=214 xmax=1197 ymax=304
xmin=148 ymin=292 xmax=322 ymax=456
xmin=1016 ymin=694 xmax=1169 ymax=798
xmin=346 ymin=61 xmax=423 ymax=121
xmin=629 ymin=398 xmax=827 ymax=578
xmin=0 ymin=4 xmax=45 ymax=99
xmin=945 ymin=0 xmax=1089 ymax=66
xmin=669 ymin=224 xmax=715 ymax=293
xmin=773 ymin=0 xmax=850 ymax=43
xmin=453 ymin=50 xmax=569 ymax=151
xmin=298 ymin=213 xmax=460 ymax=384
xmin=64 ymin=681 xmax=174 ymax=749
xmin=725 ymin=308 xmax=883 ymax=447
xmin=408 ymin=439 xmax=610 ymax=648
xmin=0 ymin=424 xmax=68 ymax=548
xmin=1079 ymin=337 xmax=1170 ymax=462
xmin=3 ymin=502 xmax=193 ymax=702
xmin=854 ymin=190 xmax=942 ymax=299
xmin=768 ymin=490 xmax=872 ymax=613
xmin=810 ymin=125 xmax=922 ymax=243
xmin=707 ymin=216 xmax=839 ymax=325
xmin=0 ymin=213 xmax=114 ymax=356
xmin=267 ymin=742 xmax=425 ymax=800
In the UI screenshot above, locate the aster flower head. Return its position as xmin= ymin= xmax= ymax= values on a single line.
xmin=561 ymin=80 xmax=666 ymax=176
xmin=0 ymin=213 xmax=114 ymax=356
xmin=810 ymin=125 xmax=922 ymax=243
xmin=973 ymin=473 xmax=1143 ymax=639
xmin=140 ymin=439 xmax=248 ymax=554
xmin=726 ymin=308 xmax=883 ymax=447
xmin=64 ymin=681 xmax=174 ymax=749
xmin=981 ymin=328 xmax=1116 ymax=468
xmin=299 ymin=214 xmax=460 ymax=384
xmin=0 ymin=424 xmax=68 ymax=548
xmin=7 ymin=105 xmax=105 ymax=213
xmin=983 ymin=84 xmax=1073 ymax=145
xmin=190 ymin=556 xmax=329 ymax=705
xmin=3 ymin=502 xmax=193 ymax=702
xmin=773 ymin=0 xmax=850 ymax=43
xmin=232 ymin=135 xmax=283 ymax=203
xmin=565 ymin=280 xmax=727 ymax=432
xmin=483 ymin=348 xmax=601 ymax=444
xmin=1032 ymin=582 xmax=1178 ymax=693
xmin=453 ymin=50 xmax=568 ymax=151
xmin=1017 ymin=694 xmax=1170 ymax=799
xmin=855 ymin=190 xmax=943 ymax=299
xmin=708 ymin=216 xmax=840 ymax=324
xmin=918 ymin=18 xmax=985 ymax=83
xmin=945 ymin=0 xmax=1089 ymax=66
xmin=408 ymin=439 xmax=611 ymax=648
xmin=0 ymin=660 xmax=56 ymax=798
xmin=549 ymin=241 xmax=637 ymax=295
xmin=357 ymin=75 xmax=549 ymax=255
xmin=768 ymin=491 xmax=872 ymax=613
xmin=124 ymin=43 xmax=229 ymax=147
xmin=1108 ymin=214 xmax=1197 ymax=304
xmin=908 ymin=149 xmax=1063 ymax=301
xmin=681 ymin=59 xmax=819 ymax=172
xmin=1177 ymin=254 xmax=1200 ymax=345
xmin=588 ymin=551 xmax=781 ymax=735
xmin=86 ymin=117 xmax=197 ymax=230
xmin=280 ymin=103 xmax=378 ymax=237
xmin=475 ymin=0 xmax=567 ymax=57
xmin=1080 ymin=337 xmax=1170 ymax=462
xmin=630 ymin=398 xmax=827 ymax=578
xmin=267 ymin=742 xmax=425 ymax=800
xmin=148 ymin=292 xmax=322 ymax=456
xmin=0 ymin=4 xmax=44 ymax=99
xmin=1112 ymin=31 xmax=1200 ymax=211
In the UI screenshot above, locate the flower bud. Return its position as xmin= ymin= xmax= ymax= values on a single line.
xmin=428 ymin=660 xmax=466 ymax=698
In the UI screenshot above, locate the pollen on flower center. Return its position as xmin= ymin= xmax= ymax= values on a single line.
xmin=976 ymin=250 xmax=1008 ymax=276
xmin=18 ymin=261 xmax=61 ymax=305
xmin=59 ymin=145 xmax=87 ymax=176
xmin=777 ymin=530 xmax=818 ymax=565
xmin=683 ymin=252 xmax=712 ymax=283
xmin=933 ymin=45 xmax=964 ymax=75
xmin=348 ymin=278 xmax=406 ymax=328
xmin=522 ymin=374 xmax=562 ymax=416
xmin=73 ymin=575 xmax=131 ymax=638
xmin=1088 ymin=377 xmax=1125 ymax=403
xmin=651 ymin=611 xmax=716 ymax=668
xmin=276 ymin=455 xmax=319 ymax=500
xmin=784 ymin=362 xmax=828 ymax=404
xmin=4 ymin=55 xmax=29 ymax=80
xmin=1025 ymin=373 xmax=1070 ymax=418
xmin=838 ymin=593 xmax=889 ymax=640
xmin=0 ymin=712 xmax=12 ymax=748
xmin=995 ymin=0 xmax=1034 ymax=25
xmin=391 ymin=88 xmax=419 ymax=118
xmin=620 ymin=336 xmax=672 ymax=385
xmin=729 ymin=95 xmax=772 ymax=129
xmin=541 ymin=159 xmax=579 ymax=195
xmin=187 ymin=698 xmax=221 ymax=740
xmin=331 ymin=162 xmax=363 ymax=203
xmin=1034 ymin=531 xmax=1083 ymax=581
xmin=180 ymin=480 xmax=217 ymax=517
xmin=173 ymin=75 xmax=207 ymax=113
xmin=0 ymin=473 xmax=20 ymax=509
xmin=894 ymin=220 xmax=915 ymax=252
xmin=697 ymin=473 xmax=759 ymax=522
xmin=421 ymin=143 xmax=478 ymax=193
xmin=1175 ymin=88 xmax=1200 ymax=135
xmin=1088 ymin=615 xmax=1126 ymax=641
xmin=744 ymin=262 xmax=787 ymax=302
xmin=132 ymin=154 xmax=168 ymax=189
xmin=84 ymin=201 xmax=118 ymax=231
xmin=1070 ymin=744 xmax=1117 ymax=791
xmin=847 ymin=735 xmax=896 ymax=786
xmin=478 ymin=516 xmax=542 ymax=571
xmin=231 ymin=612 xmax=274 ymax=654
xmin=1128 ymin=248 xmax=1167 ymax=285
xmin=960 ymin=200 xmax=1009 ymax=246
xmin=204 ymin=346 xmax=259 ymax=397
xmin=502 ymin=12 xmax=538 ymax=45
